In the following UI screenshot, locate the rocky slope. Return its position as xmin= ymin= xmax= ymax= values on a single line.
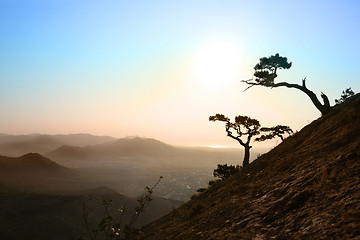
xmin=143 ymin=94 xmax=360 ymax=239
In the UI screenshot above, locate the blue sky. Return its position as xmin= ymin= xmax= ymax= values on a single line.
xmin=1 ymin=0 xmax=359 ymax=147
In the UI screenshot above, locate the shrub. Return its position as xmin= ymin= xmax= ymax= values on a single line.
xmin=335 ymin=87 xmax=355 ymax=104
xmin=213 ymin=164 xmax=241 ymax=180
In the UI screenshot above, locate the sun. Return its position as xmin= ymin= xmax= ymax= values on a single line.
xmin=192 ymin=41 xmax=241 ymax=89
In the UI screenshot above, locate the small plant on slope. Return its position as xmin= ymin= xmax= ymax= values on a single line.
xmin=83 ymin=176 xmax=163 ymax=240
xmin=213 ymin=164 xmax=241 ymax=180
xmin=335 ymin=87 xmax=355 ymax=104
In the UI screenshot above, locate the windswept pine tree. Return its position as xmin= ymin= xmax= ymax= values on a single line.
xmin=242 ymin=53 xmax=332 ymax=115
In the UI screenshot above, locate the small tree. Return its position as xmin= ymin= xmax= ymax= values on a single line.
xmin=209 ymin=114 xmax=261 ymax=167
xmin=255 ymin=125 xmax=293 ymax=142
xmin=242 ymin=53 xmax=331 ymax=115
xmin=213 ymin=164 xmax=241 ymax=180
xmin=335 ymin=87 xmax=355 ymax=104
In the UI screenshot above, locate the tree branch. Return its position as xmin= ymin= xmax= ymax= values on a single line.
xmin=241 ymin=78 xmax=331 ymax=114
xmin=226 ymin=126 xmax=246 ymax=146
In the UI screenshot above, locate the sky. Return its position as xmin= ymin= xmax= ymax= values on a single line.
xmin=1 ymin=0 xmax=359 ymax=148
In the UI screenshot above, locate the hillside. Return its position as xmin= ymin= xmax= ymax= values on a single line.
xmin=143 ymin=94 xmax=360 ymax=239
xmin=0 ymin=153 xmax=76 ymax=191
xmin=0 ymin=187 xmax=182 ymax=240
xmin=0 ymin=153 xmax=70 ymax=174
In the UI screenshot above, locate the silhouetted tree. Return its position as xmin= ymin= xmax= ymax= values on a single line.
xmin=213 ymin=164 xmax=241 ymax=180
xmin=241 ymin=53 xmax=331 ymax=115
xmin=255 ymin=125 xmax=293 ymax=142
xmin=335 ymin=87 xmax=355 ymax=104
xmin=209 ymin=114 xmax=261 ymax=167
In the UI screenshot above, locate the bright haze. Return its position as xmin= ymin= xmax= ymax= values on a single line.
xmin=1 ymin=1 xmax=359 ymax=147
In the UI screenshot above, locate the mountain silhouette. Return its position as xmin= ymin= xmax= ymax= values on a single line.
xmin=0 ymin=135 xmax=62 ymax=157
xmin=0 ymin=153 xmax=70 ymax=173
xmin=48 ymin=133 xmax=116 ymax=146
xmin=0 ymin=153 xmax=76 ymax=192
xmin=0 ymin=133 xmax=247 ymax=169
xmin=89 ymin=137 xmax=179 ymax=157
xmin=0 ymin=134 xmax=115 ymax=157
xmin=46 ymin=145 xmax=97 ymax=160
xmin=143 ymin=93 xmax=360 ymax=239
xmin=0 ymin=133 xmax=41 ymax=144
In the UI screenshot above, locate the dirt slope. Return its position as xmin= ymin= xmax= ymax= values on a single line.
xmin=143 ymin=94 xmax=360 ymax=239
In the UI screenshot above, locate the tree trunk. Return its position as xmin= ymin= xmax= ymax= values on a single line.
xmin=243 ymin=145 xmax=251 ymax=167
xmin=242 ymin=79 xmax=332 ymax=115
xmin=271 ymin=81 xmax=331 ymax=115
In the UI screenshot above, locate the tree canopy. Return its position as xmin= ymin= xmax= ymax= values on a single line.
xmin=209 ymin=114 xmax=261 ymax=167
xmin=242 ymin=53 xmax=331 ymax=115
xmin=255 ymin=125 xmax=293 ymax=142
xmin=209 ymin=114 xmax=292 ymax=167
xmin=253 ymin=53 xmax=292 ymax=85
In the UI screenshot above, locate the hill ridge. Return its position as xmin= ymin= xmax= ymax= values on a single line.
xmin=143 ymin=93 xmax=360 ymax=239
xmin=0 ymin=152 xmax=69 ymax=171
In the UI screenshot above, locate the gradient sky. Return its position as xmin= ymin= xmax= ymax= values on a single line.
xmin=1 ymin=0 xmax=359 ymax=147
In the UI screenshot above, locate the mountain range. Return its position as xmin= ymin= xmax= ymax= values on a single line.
xmin=0 ymin=133 xmax=247 ymax=171
xmin=0 ymin=133 xmax=116 ymax=157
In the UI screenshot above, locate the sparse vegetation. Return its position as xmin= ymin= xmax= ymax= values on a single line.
xmin=255 ymin=125 xmax=293 ymax=142
xmin=213 ymin=164 xmax=241 ymax=180
xmin=83 ymin=176 xmax=163 ymax=240
xmin=335 ymin=87 xmax=355 ymax=104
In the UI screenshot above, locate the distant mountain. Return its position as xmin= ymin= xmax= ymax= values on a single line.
xmin=89 ymin=137 xmax=180 ymax=157
xmin=46 ymin=145 xmax=97 ymax=161
xmin=0 ymin=133 xmax=41 ymax=144
xmin=0 ymin=153 xmax=71 ymax=175
xmin=0 ymin=135 xmax=63 ymax=157
xmin=82 ymin=137 xmax=244 ymax=168
xmin=0 ymin=134 xmax=245 ymax=166
xmin=49 ymin=133 xmax=116 ymax=147
xmin=0 ymin=153 xmax=76 ymax=191
xmin=0 ymin=134 xmax=116 ymax=157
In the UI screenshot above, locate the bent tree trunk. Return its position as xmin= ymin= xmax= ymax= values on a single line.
xmin=243 ymin=145 xmax=251 ymax=167
xmin=243 ymin=79 xmax=332 ymax=115
xmin=269 ymin=81 xmax=331 ymax=115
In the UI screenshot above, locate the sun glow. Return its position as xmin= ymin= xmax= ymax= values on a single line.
xmin=208 ymin=145 xmax=231 ymax=149
xmin=192 ymin=41 xmax=241 ymax=89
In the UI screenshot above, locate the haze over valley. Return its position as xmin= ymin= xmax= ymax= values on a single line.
xmin=1 ymin=1 xmax=359 ymax=239
xmin=0 ymin=133 xmax=255 ymax=201
xmin=0 ymin=133 xmax=252 ymax=239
